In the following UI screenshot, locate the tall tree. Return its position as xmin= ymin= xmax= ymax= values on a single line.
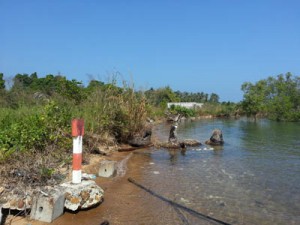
xmin=241 ymin=80 xmax=268 ymax=120
xmin=209 ymin=93 xmax=220 ymax=103
xmin=267 ymin=73 xmax=299 ymax=121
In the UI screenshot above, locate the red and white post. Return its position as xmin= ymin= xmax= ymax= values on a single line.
xmin=71 ymin=119 xmax=84 ymax=184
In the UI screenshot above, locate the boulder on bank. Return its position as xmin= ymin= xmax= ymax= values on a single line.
xmin=128 ymin=124 xmax=153 ymax=147
xmin=205 ymin=129 xmax=224 ymax=146
xmin=128 ymin=133 xmax=152 ymax=147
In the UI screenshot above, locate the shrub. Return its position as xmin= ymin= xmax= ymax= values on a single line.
xmin=0 ymin=101 xmax=72 ymax=160
xmin=169 ymin=105 xmax=196 ymax=117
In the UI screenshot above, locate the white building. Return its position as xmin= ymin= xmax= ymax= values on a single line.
xmin=167 ymin=102 xmax=204 ymax=109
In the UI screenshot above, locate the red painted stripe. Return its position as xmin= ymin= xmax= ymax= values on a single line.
xmin=73 ymin=153 xmax=82 ymax=170
xmin=72 ymin=119 xmax=84 ymax=136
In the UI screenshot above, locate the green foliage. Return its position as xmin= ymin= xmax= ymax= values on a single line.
xmin=174 ymin=90 xmax=209 ymax=102
xmin=0 ymin=101 xmax=72 ymax=160
xmin=40 ymin=166 xmax=55 ymax=180
xmin=9 ymin=73 xmax=86 ymax=105
xmin=145 ymin=86 xmax=180 ymax=108
xmin=241 ymin=73 xmax=300 ymax=121
xmin=197 ymin=102 xmax=236 ymax=117
xmin=86 ymin=80 xmax=105 ymax=92
xmin=169 ymin=105 xmax=196 ymax=117
xmin=77 ymin=80 xmax=147 ymax=142
xmin=208 ymin=93 xmax=220 ymax=103
xmin=241 ymin=80 xmax=268 ymax=119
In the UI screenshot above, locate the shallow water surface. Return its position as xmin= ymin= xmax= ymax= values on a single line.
xmin=127 ymin=119 xmax=300 ymax=225
xmin=44 ymin=119 xmax=300 ymax=225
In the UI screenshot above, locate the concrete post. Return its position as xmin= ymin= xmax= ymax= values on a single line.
xmin=71 ymin=119 xmax=84 ymax=184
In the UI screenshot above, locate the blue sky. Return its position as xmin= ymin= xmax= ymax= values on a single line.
xmin=1 ymin=0 xmax=299 ymax=102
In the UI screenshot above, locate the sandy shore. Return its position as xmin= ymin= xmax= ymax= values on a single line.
xmin=3 ymin=122 xmax=174 ymax=225
xmin=4 ymin=150 xmax=152 ymax=225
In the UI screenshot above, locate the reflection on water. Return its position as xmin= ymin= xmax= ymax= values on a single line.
xmin=129 ymin=119 xmax=300 ymax=225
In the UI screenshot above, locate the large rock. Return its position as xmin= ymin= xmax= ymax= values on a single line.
xmin=205 ymin=129 xmax=224 ymax=145
xmin=182 ymin=139 xmax=202 ymax=146
xmin=159 ymin=139 xmax=201 ymax=149
xmin=128 ymin=128 xmax=152 ymax=147
xmin=60 ymin=180 xmax=104 ymax=211
xmin=128 ymin=135 xmax=151 ymax=147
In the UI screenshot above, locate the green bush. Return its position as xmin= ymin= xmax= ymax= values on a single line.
xmin=0 ymin=101 xmax=72 ymax=160
xmin=169 ymin=105 xmax=196 ymax=117
xmin=76 ymin=80 xmax=147 ymax=143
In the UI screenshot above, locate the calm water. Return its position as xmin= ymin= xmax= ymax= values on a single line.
xmin=38 ymin=118 xmax=300 ymax=225
xmin=127 ymin=118 xmax=300 ymax=225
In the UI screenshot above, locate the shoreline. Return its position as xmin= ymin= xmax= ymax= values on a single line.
xmin=5 ymin=148 xmax=158 ymax=225
xmin=1 ymin=117 xmax=210 ymax=225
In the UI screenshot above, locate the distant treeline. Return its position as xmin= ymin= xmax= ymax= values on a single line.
xmin=0 ymin=72 xmax=221 ymax=108
xmin=1 ymin=72 xmax=299 ymax=122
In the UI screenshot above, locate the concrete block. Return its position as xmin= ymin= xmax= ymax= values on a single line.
xmin=30 ymin=189 xmax=65 ymax=223
xmin=98 ymin=160 xmax=117 ymax=177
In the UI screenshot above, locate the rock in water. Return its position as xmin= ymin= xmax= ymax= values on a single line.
xmin=159 ymin=139 xmax=201 ymax=149
xmin=205 ymin=129 xmax=224 ymax=145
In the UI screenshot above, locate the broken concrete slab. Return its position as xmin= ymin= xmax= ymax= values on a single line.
xmin=98 ymin=160 xmax=117 ymax=178
xmin=30 ymin=188 xmax=65 ymax=223
xmin=1 ymin=192 xmax=32 ymax=211
xmin=60 ymin=180 xmax=104 ymax=211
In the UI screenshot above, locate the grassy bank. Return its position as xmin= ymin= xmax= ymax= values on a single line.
xmin=0 ymin=74 xmax=238 ymax=187
xmin=0 ymin=80 xmax=149 ymax=187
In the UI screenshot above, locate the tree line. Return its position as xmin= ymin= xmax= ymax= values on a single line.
xmin=1 ymin=72 xmax=299 ymax=122
xmin=0 ymin=72 xmax=220 ymax=107
xmin=240 ymin=72 xmax=300 ymax=121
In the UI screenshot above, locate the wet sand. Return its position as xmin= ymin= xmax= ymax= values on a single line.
xmin=7 ymin=151 xmax=173 ymax=225
xmin=6 ymin=123 xmax=210 ymax=225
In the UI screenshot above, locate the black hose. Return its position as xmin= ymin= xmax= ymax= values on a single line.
xmin=128 ymin=177 xmax=231 ymax=225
